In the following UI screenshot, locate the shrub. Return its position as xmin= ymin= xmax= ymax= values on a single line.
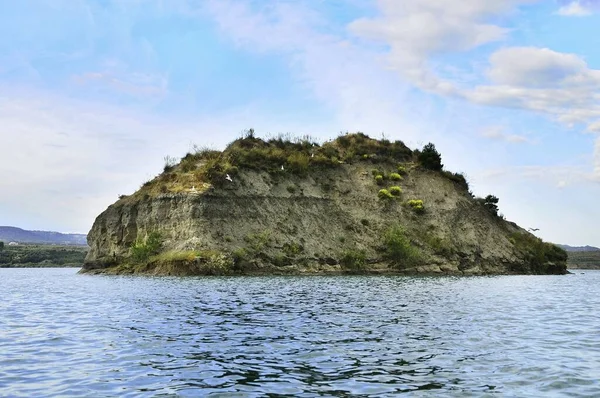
xmin=287 ymin=185 xmax=296 ymax=194
xmin=483 ymin=195 xmax=499 ymax=216
xmin=510 ymin=232 xmax=567 ymax=274
xmin=389 ymin=173 xmax=403 ymax=181
xmin=283 ymin=242 xmax=303 ymax=256
xmin=425 ymin=235 xmax=454 ymax=257
xmin=378 ymin=189 xmax=394 ymax=200
xmin=198 ymin=157 xmax=237 ymax=186
xmin=441 ymin=171 xmax=469 ymax=190
xmin=130 ymin=232 xmax=162 ymax=263
xmin=163 ymin=155 xmax=178 ymax=173
xmin=244 ymin=230 xmax=271 ymax=252
xmin=397 ymin=166 xmax=408 ymax=175
xmin=389 ymin=186 xmax=402 ymax=196
xmin=407 ymin=199 xmax=425 ymax=214
xmin=418 ymin=143 xmax=443 ymax=171
xmin=383 ymin=226 xmax=421 ymax=266
xmin=340 ymin=249 xmax=367 ymax=271
xmin=286 ymin=152 xmax=310 ymax=174
xmin=375 ymin=175 xmax=384 ymax=185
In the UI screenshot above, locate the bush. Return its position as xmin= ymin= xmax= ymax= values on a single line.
xmin=397 ymin=166 xmax=408 ymax=175
xmin=130 ymin=232 xmax=162 ymax=263
xmin=442 ymin=171 xmax=469 ymax=190
xmin=244 ymin=230 xmax=271 ymax=252
xmin=283 ymin=242 xmax=303 ymax=256
xmin=340 ymin=249 xmax=367 ymax=271
xmin=389 ymin=173 xmax=403 ymax=181
xmin=286 ymin=152 xmax=310 ymax=174
xmin=383 ymin=226 xmax=421 ymax=266
xmin=407 ymin=199 xmax=425 ymax=214
xmin=198 ymin=157 xmax=238 ymax=186
xmin=163 ymin=155 xmax=178 ymax=173
xmin=375 ymin=175 xmax=384 ymax=185
xmin=418 ymin=143 xmax=443 ymax=171
xmin=510 ymin=232 xmax=567 ymax=274
xmin=389 ymin=186 xmax=402 ymax=196
xmin=378 ymin=189 xmax=394 ymax=200
xmin=483 ymin=195 xmax=499 ymax=215
xmin=425 ymin=235 xmax=454 ymax=257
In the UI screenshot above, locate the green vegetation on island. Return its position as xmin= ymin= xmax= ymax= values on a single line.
xmin=83 ymin=131 xmax=567 ymax=276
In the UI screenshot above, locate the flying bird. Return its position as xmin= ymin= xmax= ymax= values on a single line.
xmin=225 ymin=174 xmax=233 ymax=182
xmin=528 ymin=228 xmax=540 ymax=232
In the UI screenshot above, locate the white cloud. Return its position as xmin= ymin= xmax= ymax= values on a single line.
xmin=487 ymin=47 xmax=594 ymax=87
xmin=347 ymin=2 xmax=600 ymax=131
xmin=349 ymin=2 xmax=600 ymax=180
xmin=481 ymin=126 xmax=531 ymax=143
xmin=348 ymin=0 xmax=540 ymax=93
xmin=467 ymin=47 xmax=600 ymax=132
xmin=557 ymin=1 xmax=592 ymax=16
xmin=203 ymin=0 xmax=433 ymax=146
xmin=0 ymin=85 xmax=304 ymax=232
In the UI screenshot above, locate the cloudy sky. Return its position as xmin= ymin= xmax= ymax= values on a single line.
xmin=1 ymin=0 xmax=599 ymax=246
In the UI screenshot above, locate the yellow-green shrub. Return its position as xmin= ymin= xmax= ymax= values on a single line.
xmin=407 ymin=199 xmax=425 ymax=214
xmin=389 ymin=186 xmax=402 ymax=196
xmin=378 ymin=189 xmax=393 ymax=199
xmin=389 ymin=173 xmax=403 ymax=181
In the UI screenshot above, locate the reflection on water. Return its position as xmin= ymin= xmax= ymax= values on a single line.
xmin=1 ymin=269 xmax=599 ymax=397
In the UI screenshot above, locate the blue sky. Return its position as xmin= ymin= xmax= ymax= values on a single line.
xmin=1 ymin=0 xmax=600 ymax=246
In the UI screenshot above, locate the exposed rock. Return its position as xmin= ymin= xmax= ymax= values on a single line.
xmin=82 ymin=133 xmax=567 ymax=276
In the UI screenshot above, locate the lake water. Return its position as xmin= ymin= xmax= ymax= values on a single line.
xmin=1 ymin=269 xmax=599 ymax=397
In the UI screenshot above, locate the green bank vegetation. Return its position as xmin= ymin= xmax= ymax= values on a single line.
xmin=0 ymin=243 xmax=88 ymax=268
xmin=131 ymin=131 xmax=478 ymax=198
xmin=509 ymin=232 xmax=568 ymax=274
xmin=383 ymin=225 xmax=422 ymax=268
xmin=566 ymin=250 xmax=600 ymax=269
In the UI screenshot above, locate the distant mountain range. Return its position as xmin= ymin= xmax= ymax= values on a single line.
xmin=0 ymin=226 xmax=88 ymax=246
xmin=556 ymin=244 xmax=600 ymax=252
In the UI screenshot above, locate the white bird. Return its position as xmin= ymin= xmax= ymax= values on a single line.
xmin=311 ymin=153 xmax=314 ymax=158
xmin=225 ymin=174 xmax=233 ymax=182
xmin=281 ymin=165 xmax=285 ymax=171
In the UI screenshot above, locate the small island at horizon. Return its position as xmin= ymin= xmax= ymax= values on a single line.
xmin=81 ymin=131 xmax=568 ymax=276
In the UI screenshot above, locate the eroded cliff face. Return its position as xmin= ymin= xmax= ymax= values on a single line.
xmin=83 ymin=163 xmax=566 ymax=276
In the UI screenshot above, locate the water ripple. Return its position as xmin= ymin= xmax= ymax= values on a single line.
xmin=1 ymin=270 xmax=600 ymax=397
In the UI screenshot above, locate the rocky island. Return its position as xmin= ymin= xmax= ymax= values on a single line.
xmin=82 ymin=131 xmax=567 ymax=276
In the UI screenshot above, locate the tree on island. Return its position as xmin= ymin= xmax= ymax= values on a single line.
xmin=418 ymin=143 xmax=443 ymax=171
xmin=483 ymin=195 xmax=500 ymax=216
xmin=0 ymin=241 xmax=4 ymax=252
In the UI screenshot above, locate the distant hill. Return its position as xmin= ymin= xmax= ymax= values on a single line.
xmin=557 ymin=244 xmax=600 ymax=252
xmin=0 ymin=226 xmax=87 ymax=246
